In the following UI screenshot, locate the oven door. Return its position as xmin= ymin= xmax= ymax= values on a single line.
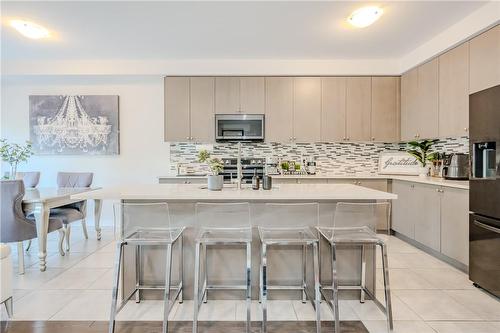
xmin=469 ymin=213 xmax=500 ymax=297
xmin=215 ymin=114 xmax=264 ymax=141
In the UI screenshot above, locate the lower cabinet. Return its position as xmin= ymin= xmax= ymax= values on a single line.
xmin=391 ymin=180 xmax=469 ymax=266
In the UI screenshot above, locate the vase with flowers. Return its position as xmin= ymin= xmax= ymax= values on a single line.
xmin=198 ymin=149 xmax=224 ymax=191
xmin=0 ymin=139 xmax=34 ymax=179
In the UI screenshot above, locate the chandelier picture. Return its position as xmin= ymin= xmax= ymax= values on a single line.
xmin=30 ymin=95 xmax=119 ymax=155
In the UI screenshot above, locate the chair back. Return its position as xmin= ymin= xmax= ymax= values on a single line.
xmin=331 ymin=202 xmax=390 ymax=233
xmin=0 ymin=180 xmax=36 ymax=243
xmin=57 ymin=172 xmax=93 ymax=188
xmin=16 ymin=172 xmax=40 ymax=188
xmin=195 ymin=202 xmax=250 ymax=230
xmin=262 ymin=202 xmax=319 ymax=229
xmin=114 ymin=202 xmax=178 ymax=241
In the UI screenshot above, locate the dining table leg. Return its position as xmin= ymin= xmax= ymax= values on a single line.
xmin=94 ymin=199 xmax=103 ymax=240
xmin=33 ymin=202 xmax=50 ymax=272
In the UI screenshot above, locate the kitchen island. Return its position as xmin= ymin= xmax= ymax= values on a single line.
xmin=73 ymin=183 xmax=396 ymax=300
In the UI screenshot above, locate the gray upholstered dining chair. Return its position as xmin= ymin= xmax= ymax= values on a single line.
xmin=15 ymin=172 xmax=41 ymax=188
xmin=0 ymin=180 xmax=65 ymax=274
xmin=55 ymin=172 xmax=93 ymax=251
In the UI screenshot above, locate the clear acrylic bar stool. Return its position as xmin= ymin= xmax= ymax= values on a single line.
xmin=109 ymin=202 xmax=185 ymax=333
xmin=193 ymin=202 xmax=252 ymax=333
xmin=317 ymin=202 xmax=393 ymax=333
xmin=258 ymin=203 xmax=321 ymax=333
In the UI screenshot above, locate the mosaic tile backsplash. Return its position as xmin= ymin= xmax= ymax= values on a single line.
xmin=169 ymin=137 xmax=469 ymax=175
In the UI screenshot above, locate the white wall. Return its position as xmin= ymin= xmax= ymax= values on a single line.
xmin=1 ymin=75 xmax=170 ymax=225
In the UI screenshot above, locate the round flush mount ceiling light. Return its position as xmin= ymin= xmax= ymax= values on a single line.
xmin=348 ymin=6 xmax=383 ymax=28
xmin=10 ymin=20 xmax=49 ymax=39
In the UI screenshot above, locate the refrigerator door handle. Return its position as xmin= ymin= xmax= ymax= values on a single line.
xmin=474 ymin=220 xmax=500 ymax=234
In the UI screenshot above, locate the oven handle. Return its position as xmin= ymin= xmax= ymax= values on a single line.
xmin=474 ymin=220 xmax=500 ymax=234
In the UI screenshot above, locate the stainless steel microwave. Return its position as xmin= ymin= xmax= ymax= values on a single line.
xmin=215 ymin=114 xmax=265 ymax=141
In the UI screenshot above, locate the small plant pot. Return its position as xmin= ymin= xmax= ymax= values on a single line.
xmin=418 ymin=166 xmax=429 ymax=178
xmin=207 ymin=175 xmax=223 ymax=191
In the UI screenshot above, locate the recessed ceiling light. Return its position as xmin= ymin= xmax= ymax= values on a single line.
xmin=348 ymin=6 xmax=383 ymax=28
xmin=10 ymin=20 xmax=50 ymax=39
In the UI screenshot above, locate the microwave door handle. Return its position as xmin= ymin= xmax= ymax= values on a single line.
xmin=474 ymin=220 xmax=500 ymax=234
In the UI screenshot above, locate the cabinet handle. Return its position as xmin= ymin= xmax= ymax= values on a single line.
xmin=464 ymin=127 xmax=468 ymax=132
xmin=371 ymin=137 xmax=375 ymax=141
xmin=186 ymin=136 xmax=190 ymax=140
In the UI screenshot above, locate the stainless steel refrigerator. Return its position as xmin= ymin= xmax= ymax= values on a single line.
xmin=469 ymin=84 xmax=500 ymax=298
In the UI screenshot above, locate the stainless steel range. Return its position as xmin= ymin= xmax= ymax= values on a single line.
xmin=221 ymin=158 xmax=265 ymax=184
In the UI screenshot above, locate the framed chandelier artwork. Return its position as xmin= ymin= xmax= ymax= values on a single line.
xmin=29 ymin=95 xmax=119 ymax=155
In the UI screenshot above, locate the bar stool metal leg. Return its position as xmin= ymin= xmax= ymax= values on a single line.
xmin=109 ymin=241 xmax=125 ymax=333
xmin=360 ymin=244 xmax=366 ymax=303
xmin=312 ymin=242 xmax=321 ymax=333
xmin=162 ymin=243 xmax=173 ymax=333
xmin=302 ymin=244 xmax=307 ymax=303
xmin=193 ymin=242 xmax=201 ymax=333
xmin=380 ymin=243 xmax=394 ymax=332
xmin=331 ymin=244 xmax=340 ymax=333
xmin=245 ymin=242 xmax=252 ymax=333
xmin=179 ymin=234 xmax=184 ymax=303
xmin=135 ymin=245 xmax=141 ymax=303
xmin=260 ymin=243 xmax=268 ymax=333
xmin=202 ymin=243 xmax=208 ymax=303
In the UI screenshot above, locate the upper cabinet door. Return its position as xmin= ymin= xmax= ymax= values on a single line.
xmin=439 ymin=43 xmax=469 ymax=138
xmin=215 ymin=77 xmax=240 ymax=114
xmin=239 ymin=77 xmax=265 ymax=114
xmin=401 ymin=68 xmax=418 ymax=141
xmin=371 ymin=77 xmax=400 ymax=142
xmin=321 ymin=77 xmax=346 ymax=142
xmin=417 ymin=58 xmax=439 ymax=139
xmin=164 ymin=77 xmax=190 ymax=142
xmin=469 ymin=25 xmax=500 ymax=94
xmin=265 ymin=77 xmax=294 ymax=143
xmin=293 ymin=77 xmax=321 ymax=142
xmin=190 ymin=77 xmax=215 ymax=142
xmin=346 ymin=77 xmax=371 ymax=141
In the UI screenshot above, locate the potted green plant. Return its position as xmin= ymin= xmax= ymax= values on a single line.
xmin=0 ymin=139 xmax=34 ymax=179
xmin=198 ymin=149 xmax=224 ymax=191
xmin=406 ymin=139 xmax=438 ymax=177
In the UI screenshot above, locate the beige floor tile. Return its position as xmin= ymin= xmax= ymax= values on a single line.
xmin=374 ymin=291 xmax=421 ymax=320
xmin=444 ymin=289 xmax=500 ymax=320
xmin=291 ymin=300 xmax=358 ymax=321
xmin=12 ymin=268 xmax=65 ymax=290
xmin=428 ymin=321 xmax=500 ymax=333
xmin=50 ymin=290 xmax=112 ymax=321
xmin=377 ymin=269 xmax=436 ymax=290
xmin=173 ymin=300 xmax=237 ymax=321
xmin=385 ymin=252 xmax=448 ymax=269
xmin=236 ymin=300 xmax=298 ymax=321
xmin=43 ymin=252 xmax=91 ymax=269
xmin=10 ymin=289 xmax=82 ymax=320
xmin=413 ymin=268 xmax=474 ymax=290
xmin=87 ymin=268 xmax=114 ymax=290
xmin=395 ymin=290 xmax=481 ymax=321
xmin=73 ymin=251 xmax=115 ymax=269
xmin=116 ymin=300 xmax=178 ymax=321
xmin=40 ymin=267 xmax=108 ymax=290
xmin=363 ymin=320 xmax=436 ymax=333
xmin=235 ymin=300 xmax=263 ymax=321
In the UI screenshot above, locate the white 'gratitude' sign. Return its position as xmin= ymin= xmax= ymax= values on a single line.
xmin=378 ymin=151 xmax=421 ymax=175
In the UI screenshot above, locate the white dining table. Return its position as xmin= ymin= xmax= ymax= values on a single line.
xmin=22 ymin=187 xmax=102 ymax=271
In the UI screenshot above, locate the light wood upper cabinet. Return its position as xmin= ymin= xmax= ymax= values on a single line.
xmin=321 ymin=77 xmax=346 ymax=142
xmin=190 ymin=77 xmax=215 ymax=142
xmin=164 ymin=77 xmax=190 ymax=141
xmin=265 ymin=77 xmax=294 ymax=142
xmin=439 ymin=43 xmax=469 ymax=138
xmin=371 ymin=77 xmax=400 ymax=142
xmin=293 ymin=77 xmax=321 ymax=142
xmin=400 ymin=68 xmax=418 ymax=141
xmin=346 ymin=77 xmax=371 ymax=141
xmin=239 ymin=77 xmax=265 ymax=114
xmin=417 ymin=58 xmax=439 ymax=139
xmin=215 ymin=77 xmax=265 ymax=114
xmin=215 ymin=77 xmax=240 ymax=114
xmin=469 ymin=25 xmax=500 ymax=94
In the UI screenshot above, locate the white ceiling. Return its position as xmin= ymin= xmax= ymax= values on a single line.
xmin=1 ymin=1 xmax=489 ymax=61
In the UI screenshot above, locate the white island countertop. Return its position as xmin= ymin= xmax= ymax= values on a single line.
xmin=71 ymin=183 xmax=397 ymax=201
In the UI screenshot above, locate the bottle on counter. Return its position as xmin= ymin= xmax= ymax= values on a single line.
xmin=252 ymin=169 xmax=260 ymax=190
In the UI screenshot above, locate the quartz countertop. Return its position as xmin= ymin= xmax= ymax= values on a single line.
xmin=71 ymin=183 xmax=397 ymax=201
xmin=158 ymin=174 xmax=469 ymax=190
